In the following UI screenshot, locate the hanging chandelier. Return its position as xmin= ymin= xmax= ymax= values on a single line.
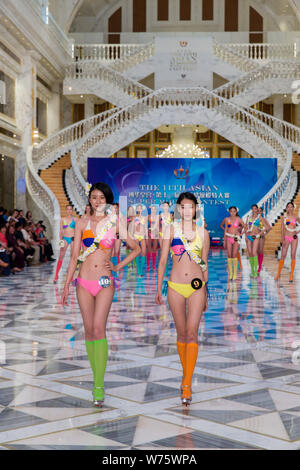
xmin=156 ymin=144 xmax=210 ymax=158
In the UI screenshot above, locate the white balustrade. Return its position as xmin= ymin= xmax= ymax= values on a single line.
xmin=111 ymin=42 xmax=155 ymax=73
xmin=73 ymin=43 xmax=154 ymax=67
xmin=216 ymin=61 xmax=300 ymax=101
xmin=243 ymin=107 xmax=300 ymax=151
xmin=65 ymin=165 xmax=87 ymax=215
xmin=76 ymin=88 xmax=288 ymax=165
xmin=32 ymin=107 xmax=119 ymax=170
xmin=219 ymin=43 xmax=295 ymax=61
xmin=64 ymin=61 xmax=151 ymax=101
xmin=26 ymin=146 xmax=61 ymax=244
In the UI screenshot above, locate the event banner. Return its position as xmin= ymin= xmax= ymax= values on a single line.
xmin=88 ymin=158 xmax=277 ymax=239
xmin=154 ymin=36 xmax=213 ymax=89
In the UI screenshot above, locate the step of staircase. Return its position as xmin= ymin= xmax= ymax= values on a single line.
xmin=293 ymin=152 xmax=300 ymax=171
xmin=39 ymin=152 xmax=77 ymax=216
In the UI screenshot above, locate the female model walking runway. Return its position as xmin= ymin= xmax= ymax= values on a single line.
xmin=275 ymin=202 xmax=300 ymax=282
xmin=147 ymin=205 xmax=160 ymax=271
xmin=156 ymin=192 xmax=209 ymax=406
xmin=245 ymin=204 xmax=269 ymax=279
xmin=221 ymin=207 xmax=246 ymax=281
xmin=132 ymin=204 xmax=147 ymax=277
xmin=257 ymin=207 xmax=271 ymax=273
xmin=54 ymin=205 xmax=77 ymax=283
xmin=62 ymin=183 xmax=140 ymax=406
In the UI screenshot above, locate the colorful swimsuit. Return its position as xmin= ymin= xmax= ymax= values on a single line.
xmin=284 ymin=216 xmax=298 ymax=243
xmin=225 ymin=218 xmax=240 ymax=244
xmin=62 ymin=218 xmax=75 ymax=245
xmin=133 ymin=216 xmax=146 ymax=242
xmin=168 ymin=229 xmax=206 ymax=299
xmin=247 ymin=215 xmax=261 ymax=242
xmin=77 ymin=220 xmax=117 ymax=297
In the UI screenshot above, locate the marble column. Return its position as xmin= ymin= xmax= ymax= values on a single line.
xmin=84 ymin=95 xmax=95 ymax=119
xmin=15 ymin=52 xmax=40 ymax=211
xmin=273 ymin=95 xmax=284 ymax=121
xmin=47 ymin=82 xmax=61 ymax=136
xmin=273 ymin=96 xmax=284 ymax=154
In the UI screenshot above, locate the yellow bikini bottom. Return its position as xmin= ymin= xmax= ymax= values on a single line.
xmin=168 ymin=280 xmax=206 ymax=299
xmin=134 ymin=234 xmax=145 ymax=242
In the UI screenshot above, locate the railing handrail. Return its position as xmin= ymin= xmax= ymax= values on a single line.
xmin=65 ymin=59 xmax=152 ymax=91
xmin=74 ymin=43 xmax=148 ymax=49
xmin=26 ymin=144 xmax=61 ymax=241
xmin=77 ymin=87 xmax=288 ymax=164
xmin=242 ymin=148 xmax=293 ymax=222
xmin=32 ymin=107 xmax=120 ymax=168
xmin=245 ymin=107 xmax=300 ymax=135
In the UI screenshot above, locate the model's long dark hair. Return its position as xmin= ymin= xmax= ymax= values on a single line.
xmin=88 ymin=182 xmax=114 ymax=215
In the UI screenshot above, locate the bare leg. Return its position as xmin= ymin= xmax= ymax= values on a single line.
xmin=186 ymin=289 xmax=206 ymax=343
xmin=93 ymin=285 xmax=115 ymax=340
xmin=76 ymin=283 xmax=95 ymax=341
xmin=167 ymin=287 xmax=187 ymax=343
xmin=291 ymin=238 xmax=298 ymax=260
xmin=54 ymin=243 xmax=68 ymax=282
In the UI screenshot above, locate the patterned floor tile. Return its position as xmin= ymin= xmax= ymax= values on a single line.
xmin=1 ymin=249 xmax=300 ymax=449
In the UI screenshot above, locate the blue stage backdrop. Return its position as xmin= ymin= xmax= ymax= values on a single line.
xmin=88 ymin=158 xmax=277 ymax=239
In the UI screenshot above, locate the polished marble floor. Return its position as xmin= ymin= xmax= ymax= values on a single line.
xmin=0 ymin=249 xmax=300 ymax=450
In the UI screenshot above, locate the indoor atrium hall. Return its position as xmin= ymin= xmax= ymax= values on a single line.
xmin=1 ymin=0 xmax=300 ymax=453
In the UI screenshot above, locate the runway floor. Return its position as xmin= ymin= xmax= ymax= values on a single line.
xmin=0 ymin=249 xmax=300 ymax=450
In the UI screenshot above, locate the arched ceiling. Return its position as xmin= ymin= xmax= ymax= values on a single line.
xmin=48 ymin=0 xmax=300 ymax=33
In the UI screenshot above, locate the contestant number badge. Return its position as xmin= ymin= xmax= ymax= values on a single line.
xmin=191 ymin=278 xmax=203 ymax=290
xmin=99 ymin=276 xmax=111 ymax=288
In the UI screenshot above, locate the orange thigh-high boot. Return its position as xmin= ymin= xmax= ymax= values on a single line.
xmin=275 ymin=259 xmax=284 ymax=281
xmin=176 ymin=341 xmax=186 ymax=392
xmin=182 ymin=343 xmax=198 ymax=405
xmin=290 ymin=260 xmax=296 ymax=282
xmin=237 ymin=250 xmax=242 ymax=270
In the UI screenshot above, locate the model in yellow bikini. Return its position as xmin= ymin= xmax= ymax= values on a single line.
xmin=156 ymin=192 xmax=209 ymax=406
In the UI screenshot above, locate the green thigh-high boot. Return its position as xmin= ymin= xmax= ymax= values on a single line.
xmin=85 ymin=340 xmax=95 ymax=381
xmin=94 ymin=338 xmax=109 ymax=401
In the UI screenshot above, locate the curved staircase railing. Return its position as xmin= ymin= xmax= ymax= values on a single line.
xmin=26 ymin=146 xmax=61 ymax=243
xmin=32 ymin=107 xmax=119 ymax=170
xmin=64 ymin=60 xmax=151 ymax=101
xmin=216 ymin=61 xmax=300 ymax=101
xmin=76 ymin=87 xmax=289 ymax=163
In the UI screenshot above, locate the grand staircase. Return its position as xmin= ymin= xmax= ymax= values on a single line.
xmin=39 ymin=152 xmax=79 ymax=215
xmin=26 ymin=40 xmax=300 ymax=253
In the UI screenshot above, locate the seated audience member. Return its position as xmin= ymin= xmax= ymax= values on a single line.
xmin=15 ymin=222 xmax=34 ymax=264
xmin=7 ymin=209 xmax=19 ymax=223
xmin=6 ymin=225 xmax=25 ymax=271
xmin=36 ymin=224 xmax=55 ymax=262
xmin=27 ymin=223 xmax=46 ymax=262
xmin=18 ymin=210 xmax=27 ymax=226
xmin=26 ymin=211 xmax=33 ymax=224
xmin=0 ymin=223 xmax=10 ymax=275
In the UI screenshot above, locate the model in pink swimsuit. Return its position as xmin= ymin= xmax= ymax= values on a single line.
xmin=220 ymin=206 xmax=246 ymax=281
xmin=275 ymin=201 xmax=300 ymax=282
xmin=61 ymin=182 xmax=141 ymax=408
